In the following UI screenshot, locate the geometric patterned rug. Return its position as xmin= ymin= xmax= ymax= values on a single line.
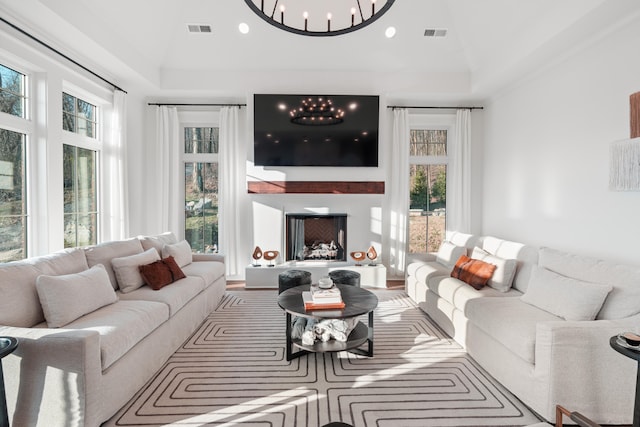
xmin=104 ymin=290 xmax=541 ymax=427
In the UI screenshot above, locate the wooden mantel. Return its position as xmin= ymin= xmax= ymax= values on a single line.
xmin=247 ymin=181 xmax=385 ymax=194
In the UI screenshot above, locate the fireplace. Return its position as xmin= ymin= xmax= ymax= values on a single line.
xmin=285 ymin=213 xmax=347 ymax=261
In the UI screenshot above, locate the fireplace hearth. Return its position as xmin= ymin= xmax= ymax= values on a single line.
xmin=285 ymin=213 xmax=347 ymax=262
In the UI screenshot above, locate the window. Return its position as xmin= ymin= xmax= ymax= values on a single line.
xmin=183 ymin=126 xmax=219 ymax=253
xmin=0 ymin=64 xmax=26 ymax=118
xmin=63 ymin=92 xmax=97 ymax=138
xmin=0 ymin=129 xmax=27 ymax=261
xmin=63 ymin=145 xmax=97 ymax=247
xmin=409 ymin=129 xmax=448 ymax=253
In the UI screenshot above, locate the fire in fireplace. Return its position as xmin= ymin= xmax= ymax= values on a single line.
xmin=285 ymin=213 xmax=347 ymax=261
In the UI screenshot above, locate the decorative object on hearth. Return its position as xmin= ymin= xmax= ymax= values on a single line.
xmin=243 ymin=0 xmax=395 ymax=37
xmin=263 ymin=250 xmax=279 ymax=267
xmin=252 ymin=246 xmax=263 ymax=267
xmin=350 ymin=251 xmax=366 ymax=266
xmin=366 ymin=245 xmax=378 ymax=266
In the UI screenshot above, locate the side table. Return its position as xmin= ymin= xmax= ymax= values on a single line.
xmin=0 ymin=337 xmax=18 ymax=427
xmin=610 ymin=335 xmax=640 ymax=427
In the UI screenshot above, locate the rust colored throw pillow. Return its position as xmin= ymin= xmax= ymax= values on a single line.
xmin=139 ymin=256 xmax=186 ymax=290
xmin=451 ymin=255 xmax=497 ymax=290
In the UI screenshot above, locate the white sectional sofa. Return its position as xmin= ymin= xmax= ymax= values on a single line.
xmin=0 ymin=232 xmax=226 ymax=427
xmin=406 ymin=232 xmax=640 ymax=424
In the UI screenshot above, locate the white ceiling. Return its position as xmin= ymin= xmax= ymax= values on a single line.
xmin=1 ymin=0 xmax=637 ymax=101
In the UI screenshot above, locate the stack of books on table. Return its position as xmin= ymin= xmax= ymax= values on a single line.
xmin=302 ymin=286 xmax=345 ymax=310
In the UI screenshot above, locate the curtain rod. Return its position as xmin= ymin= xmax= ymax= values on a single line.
xmin=148 ymin=103 xmax=246 ymax=107
xmin=387 ymin=105 xmax=483 ymax=110
xmin=0 ymin=16 xmax=127 ymax=94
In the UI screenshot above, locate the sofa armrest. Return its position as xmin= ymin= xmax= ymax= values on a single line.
xmin=534 ymin=315 xmax=640 ymax=423
xmin=0 ymin=325 xmax=102 ymax=426
xmin=192 ymin=253 xmax=225 ymax=263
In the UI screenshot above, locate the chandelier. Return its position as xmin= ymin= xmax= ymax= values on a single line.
xmin=244 ymin=0 xmax=395 ymax=37
xmin=289 ymin=97 xmax=345 ymax=125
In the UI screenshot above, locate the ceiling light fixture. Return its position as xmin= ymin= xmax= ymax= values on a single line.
xmin=238 ymin=22 xmax=250 ymax=34
xmin=244 ymin=0 xmax=395 ymax=37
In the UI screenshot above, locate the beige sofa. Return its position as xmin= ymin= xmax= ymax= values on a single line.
xmin=0 ymin=232 xmax=226 ymax=427
xmin=406 ymin=232 xmax=640 ymax=424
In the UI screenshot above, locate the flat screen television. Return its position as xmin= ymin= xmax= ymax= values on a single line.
xmin=253 ymin=94 xmax=379 ymax=167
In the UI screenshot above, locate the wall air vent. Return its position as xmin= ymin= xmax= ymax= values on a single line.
xmin=424 ymin=28 xmax=447 ymax=37
xmin=187 ymin=24 xmax=212 ymax=33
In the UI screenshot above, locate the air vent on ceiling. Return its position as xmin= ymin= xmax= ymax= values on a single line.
xmin=424 ymin=28 xmax=447 ymax=38
xmin=187 ymin=24 xmax=212 ymax=33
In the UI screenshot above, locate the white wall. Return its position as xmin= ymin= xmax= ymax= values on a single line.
xmin=482 ymin=15 xmax=640 ymax=265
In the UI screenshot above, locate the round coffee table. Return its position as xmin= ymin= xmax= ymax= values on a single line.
xmin=0 ymin=337 xmax=18 ymax=427
xmin=278 ymin=284 xmax=378 ymax=361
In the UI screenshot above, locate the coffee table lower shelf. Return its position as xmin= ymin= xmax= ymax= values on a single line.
xmin=287 ymin=318 xmax=373 ymax=361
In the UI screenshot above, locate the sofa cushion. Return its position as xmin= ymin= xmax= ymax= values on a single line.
xmin=466 ymin=296 xmax=562 ymax=364
xmin=36 ymin=264 xmax=118 ymax=328
xmin=118 ymin=276 xmax=204 ymax=316
xmin=471 ymin=247 xmax=517 ymax=292
xmin=85 ymin=238 xmax=144 ymax=289
xmin=520 ymin=266 xmax=612 ymax=321
xmin=435 ymin=240 xmax=466 ymax=268
xmin=28 ymin=247 xmax=89 ymax=276
xmin=162 ymin=240 xmax=193 ymax=268
xmin=139 ymin=256 xmax=186 ymax=290
xmin=539 ymin=246 xmax=640 ymax=320
xmin=112 ymin=248 xmax=161 ymax=293
xmin=138 ymin=231 xmax=178 ymax=254
xmin=451 ymin=255 xmax=497 ymax=290
xmin=181 ymin=261 xmax=225 ymax=288
xmin=481 ymin=236 xmax=538 ymax=293
xmin=63 ymin=299 xmax=169 ymax=370
xmin=426 ymin=275 xmax=521 ymax=313
xmin=410 ymin=261 xmax=450 ymax=286
xmin=0 ymin=262 xmax=45 ymax=327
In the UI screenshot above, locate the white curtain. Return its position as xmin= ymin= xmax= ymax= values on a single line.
xmin=102 ymin=89 xmax=129 ymax=241
xmin=219 ymin=106 xmax=243 ymax=277
xmin=447 ymin=109 xmax=472 ymax=233
xmin=389 ymin=108 xmax=410 ymax=276
xmin=155 ymin=106 xmax=181 ymax=235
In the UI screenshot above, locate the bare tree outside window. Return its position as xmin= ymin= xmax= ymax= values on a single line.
xmin=409 ymin=129 xmax=447 ymax=253
xmin=0 ymin=129 xmax=26 ymax=261
xmin=0 ymin=64 xmax=25 ymax=118
xmin=184 ymin=127 xmax=219 ymax=253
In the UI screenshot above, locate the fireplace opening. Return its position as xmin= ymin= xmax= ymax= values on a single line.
xmin=285 ymin=213 xmax=347 ymax=262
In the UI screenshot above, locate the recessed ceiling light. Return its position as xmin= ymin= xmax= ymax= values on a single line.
xmin=385 ymin=26 xmax=396 ymax=38
xmin=238 ymin=22 xmax=250 ymax=34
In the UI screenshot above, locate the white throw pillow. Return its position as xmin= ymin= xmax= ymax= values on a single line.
xmin=520 ymin=266 xmax=612 ymax=321
xmin=36 ymin=264 xmax=118 ymax=328
xmin=112 ymin=248 xmax=161 ymax=293
xmin=471 ymin=247 xmax=517 ymax=292
xmin=162 ymin=240 xmax=193 ymax=268
xmin=435 ymin=241 xmax=466 ymax=269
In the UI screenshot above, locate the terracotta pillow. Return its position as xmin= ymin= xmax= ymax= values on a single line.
xmin=451 ymin=255 xmax=497 ymax=290
xmin=139 ymin=256 xmax=186 ymax=290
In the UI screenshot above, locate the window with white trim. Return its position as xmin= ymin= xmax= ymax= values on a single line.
xmin=0 ymin=63 xmax=28 ymax=261
xmin=182 ymin=124 xmax=219 ymax=253
xmin=409 ymin=124 xmax=449 ymax=253
xmin=62 ymin=91 xmax=100 ymax=247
